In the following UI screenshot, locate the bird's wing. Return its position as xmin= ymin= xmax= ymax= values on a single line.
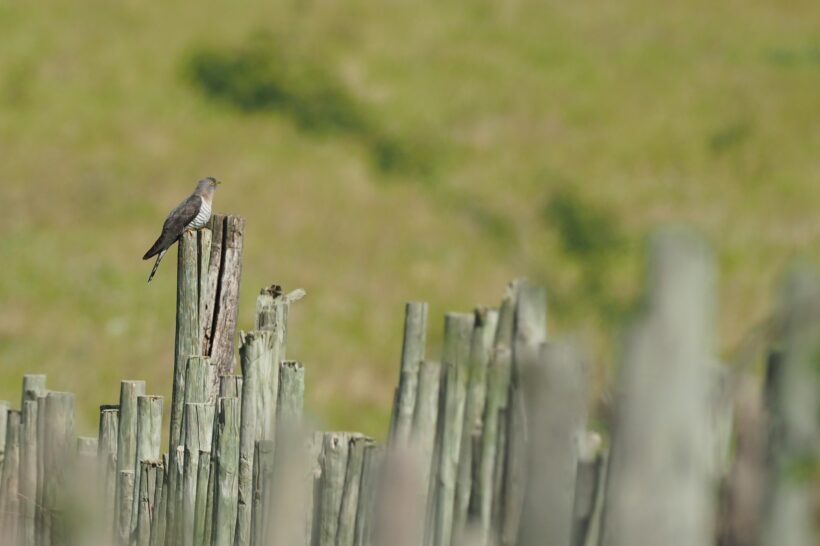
xmin=143 ymin=194 xmax=203 ymax=260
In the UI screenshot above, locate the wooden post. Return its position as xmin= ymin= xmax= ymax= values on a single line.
xmin=99 ymin=404 xmax=120 ymax=533
xmin=192 ymin=450 xmax=211 ymax=546
xmin=35 ymin=394 xmax=47 ymax=545
xmin=236 ymin=331 xmax=274 ymax=546
xmin=42 ymin=392 xmax=75 ymax=546
xmin=128 ymin=395 xmax=163 ymax=539
xmin=353 ymin=444 xmax=385 ymax=546
xmin=602 ymin=230 xmax=716 ymax=546
xmin=390 ymin=302 xmax=429 ymax=446
xmin=172 ymin=229 xmax=201 ymax=452
xmin=428 ymin=312 xmax=474 ymax=546
xmin=277 ymin=361 xmax=305 ymax=430
xmin=117 ymin=470 xmax=136 ymax=546
xmin=0 ymin=410 xmax=21 ymax=545
xmin=117 ymin=382 xmax=146 ymax=476
xmin=518 ymin=342 xmax=586 ymax=546
xmin=19 ymin=400 xmax=38 ymax=546
xmin=136 ymin=461 xmax=162 ymax=546
xmin=150 ymin=460 xmax=168 ymax=546
xmin=21 ymin=374 xmax=47 ymax=409
xmin=212 ymin=397 xmax=240 ymax=546
xmin=410 ymin=360 xmax=441 ymax=507
xmin=165 ymin=446 xmax=184 ymax=546
xmin=473 ymin=346 xmax=511 ymax=542
xmin=185 ymin=357 xmax=216 ymax=406
xmin=250 ymin=441 xmax=274 ymax=546
xmin=337 ymin=435 xmax=375 ymax=546
xmin=315 ymin=432 xmax=355 ymax=546
xmin=181 ymin=403 xmax=214 ymax=546
xmin=761 ymin=268 xmax=820 ymax=546
xmin=454 ymin=308 xmax=498 ymax=538
xmin=206 ymin=216 xmax=245 ymax=381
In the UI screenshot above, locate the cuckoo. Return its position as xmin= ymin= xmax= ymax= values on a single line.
xmin=143 ymin=177 xmax=221 ymax=283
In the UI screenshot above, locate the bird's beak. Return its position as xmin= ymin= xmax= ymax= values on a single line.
xmin=216 ymin=180 xmax=222 ymax=185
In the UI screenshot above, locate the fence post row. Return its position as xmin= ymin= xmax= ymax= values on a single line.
xmin=0 ymin=222 xmax=816 ymax=546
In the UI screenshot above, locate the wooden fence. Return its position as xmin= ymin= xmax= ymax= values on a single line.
xmin=0 ymin=219 xmax=817 ymax=546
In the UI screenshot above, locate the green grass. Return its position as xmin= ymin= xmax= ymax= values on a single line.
xmin=0 ymin=0 xmax=818 ymax=438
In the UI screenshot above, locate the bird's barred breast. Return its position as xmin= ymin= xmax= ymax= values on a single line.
xmin=186 ymin=200 xmax=212 ymax=230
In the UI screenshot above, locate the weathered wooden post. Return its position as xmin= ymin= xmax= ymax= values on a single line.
xmin=117 ymin=380 xmax=146 ymax=533
xmin=277 ymin=361 xmax=305 ymax=430
xmin=22 ymin=374 xmax=47 ymax=408
xmin=353 ymin=444 xmax=385 ymax=546
xmin=181 ymin=403 xmax=214 ymax=546
xmin=118 ymin=470 xmax=136 ymax=546
xmin=131 ymin=396 xmax=163 ymax=535
xmin=43 ymin=392 xmax=76 ymax=546
xmin=99 ymin=404 xmax=120 ymax=530
xmin=410 ymin=360 xmax=441 ymax=511
xmin=20 ymin=400 xmax=39 ymax=546
xmin=337 ymin=435 xmax=375 ymax=546
xmin=571 ymin=434 xmax=606 ymax=546
xmin=454 ymin=307 xmax=498 ymax=538
xmin=212 ymin=396 xmax=240 ymax=546
xmin=389 ymin=302 xmax=429 ymax=446
xmin=136 ymin=460 xmax=162 ymax=546
xmin=236 ymin=330 xmax=274 ymax=546
xmin=314 ymin=432 xmax=356 ymax=546
xmin=473 ymin=346 xmax=511 ymax=542
xmin=428 ymin=312 xmax=474 ymax=546
xmin=602 ymin=230 xmax=717 ymax=546
xmin=0 ymin=410 xmax=21 ymax=544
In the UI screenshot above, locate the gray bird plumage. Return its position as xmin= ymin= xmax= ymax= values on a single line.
xmin=143 ymin=177 xmax=220 ymax=283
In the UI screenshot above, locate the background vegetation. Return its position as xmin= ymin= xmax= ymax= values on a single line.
xmin=0 ymin=0 xmax=818 ymax=437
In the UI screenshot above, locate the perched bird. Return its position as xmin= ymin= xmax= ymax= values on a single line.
xmin=143 ymin=177 xmax=221 ymax=283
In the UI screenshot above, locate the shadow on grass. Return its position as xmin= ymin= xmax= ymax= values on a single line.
xmin=183 ymin=32 xmax=436 ymax=178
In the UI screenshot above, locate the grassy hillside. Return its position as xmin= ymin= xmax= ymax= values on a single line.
xmin=1 ymin=0 xmax=818 ymax=437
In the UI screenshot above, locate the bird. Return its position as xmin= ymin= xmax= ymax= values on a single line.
xmin=143 ymin=177 xmax=221 ymax=283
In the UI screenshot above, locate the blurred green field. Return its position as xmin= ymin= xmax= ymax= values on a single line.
xmin=1 ymin=0 xmax=818 ymax=438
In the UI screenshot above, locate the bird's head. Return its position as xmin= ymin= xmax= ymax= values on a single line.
xmin=195 ymin=177 xmax=221 ymax=197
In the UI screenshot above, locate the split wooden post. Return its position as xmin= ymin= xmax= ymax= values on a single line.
xmin=219 ymin=376 xmax=243 ymax=399
xmin=390 ymin=302 xmax=428 ymax=446
xmin=205 ymin=216 xmax=245 ymax=381
xmin=212 ymin=397 xmax=240 ymax=546
xmin=428 ymin=312 xmax=474 ymax=546
xmin=43 ymin=392 xmax=75 ymax=546
xmin=602 ymin=230 xmax=717 ymax=546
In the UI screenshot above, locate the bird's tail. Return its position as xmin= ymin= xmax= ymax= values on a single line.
xmin=147 ymin=250 xmax=166 ymax=284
